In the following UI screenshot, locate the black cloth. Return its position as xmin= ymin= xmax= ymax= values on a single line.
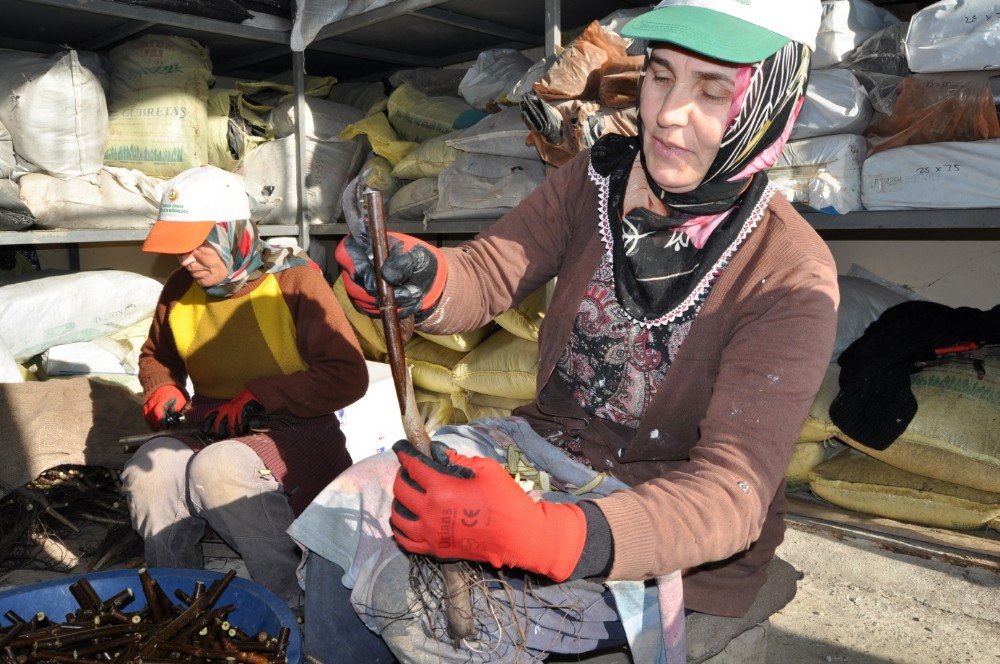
xmin=830 ymin=300 xmax=1000 ymax=449
xmin=590 ymin=134 xmax=768 ymax=320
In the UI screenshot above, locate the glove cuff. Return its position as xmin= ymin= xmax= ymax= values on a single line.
xmin=534 ymin=502 xmax=588 ymax=582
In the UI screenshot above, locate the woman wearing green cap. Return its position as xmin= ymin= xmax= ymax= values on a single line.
xmin=322 ymin=0 xmax=836 ymax=660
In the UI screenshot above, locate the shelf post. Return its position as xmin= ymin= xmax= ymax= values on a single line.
xmin=545 ymin=0 xmax=561 ymax=57
xmin=293 ymin=50 xmax=311 ymax=251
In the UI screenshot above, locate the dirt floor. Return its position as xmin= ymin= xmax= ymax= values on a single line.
xmin=2 ymin=492 xmax=997 ymax=664
xmin=768 ymin=527 xmax=1000 ymax=664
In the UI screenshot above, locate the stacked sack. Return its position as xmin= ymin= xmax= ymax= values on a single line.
xmin=332 ymin=275 xmax=549 ymax=433
xmin=786 ymin=268 xmax=1000 ymax=533
xmin=768 ymin=0 xmax=899 ymax=214
xmin=337 ymin=59 xmax=551 ymax=229
xmin=0 ymin=33 xmax=370 ymax=233
xmin=517 ymin=10 xmax=645 ymax=167
xmin=769 ymin=0 xmax=1000 ymax=216
xmin=861 ymin=0 xmax=1000 ymax=210
xmin=0 ymin=270 xmax=164 ymax=395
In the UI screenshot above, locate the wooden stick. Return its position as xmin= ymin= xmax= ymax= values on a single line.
xmin=364 ymin=190 xmax=475 ymax=643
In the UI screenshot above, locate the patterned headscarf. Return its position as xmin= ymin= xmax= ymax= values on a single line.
xmin=202 ymin=219 xmax=316 ymax=298
xmin=590 ymin=41 xmax=811 ymax=320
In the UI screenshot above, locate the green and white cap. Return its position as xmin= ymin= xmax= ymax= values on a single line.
xmin=622 ymin=0 xmax=822 ymax=64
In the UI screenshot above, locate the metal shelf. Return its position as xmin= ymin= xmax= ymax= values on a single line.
xmin=0 ymin=225 xmax=300 ymax=246
xmin=803 ymin=208 xmax=1000 ymax=230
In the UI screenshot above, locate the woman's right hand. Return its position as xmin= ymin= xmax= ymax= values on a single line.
xmin=335 ymin=231 xmax=447 ymax=322
xmin=143 ymin=384 xmax=189 ymax=430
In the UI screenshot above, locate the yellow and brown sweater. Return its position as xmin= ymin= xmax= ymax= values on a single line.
xmin=139 ymin=264 xmax=368 ymax=513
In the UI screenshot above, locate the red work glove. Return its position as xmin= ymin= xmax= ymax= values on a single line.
xmin=390 ymin=440 xmax=587 ymax=582
xmin=335 ymin=232 xmax=447 ymax=322
xmin=200 ymin=389 xmax=264 ymax=438
xmin=143 ymin=384 xmax=188 ymax=430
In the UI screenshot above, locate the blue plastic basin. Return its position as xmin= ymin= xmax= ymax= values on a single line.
xmin=0 ymin=568 xmax=301 ymax=663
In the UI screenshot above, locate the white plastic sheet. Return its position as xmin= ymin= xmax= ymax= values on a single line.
xmin=814 ymin=0 xmax=901 ymax=69
xmin=905 ymin=0 xmax=1000 ymax=73
xmin=769 ymin=134 xmax=867 ymax=214
xmin=792 ymin=68 xmax=873 ymax=139
xmin=862 ymin=139 xmax=1000 ymax=210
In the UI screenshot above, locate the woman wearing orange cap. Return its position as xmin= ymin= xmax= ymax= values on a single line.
xmin=319 ymin=0 xmax=838 ymax=660
xmin=122 ymin=165 xmax=368 ymax=606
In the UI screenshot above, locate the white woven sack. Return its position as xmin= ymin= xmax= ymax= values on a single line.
xmin=446 ymin=107 xmax=539 ymax=160
xmin=436 ymin=153 xmax=545 ymax=214
xmin=905 ymin=0 xmax=1000 ymax=73
xmin=18 ymin=167 xmax=163 ymax=230
xmin=458 ymin=49 xmax=534 ymax=109
xmin=270 ymin=97 xmax=364 ymax=142
xmin=769 ymin=134 xmax=867 ymax=214
xmin=0 ymin=270 xmax=162 ymax=362
xmin=862 ymin=139 xmax=1000 ymax=210
xmin=238 ymin=135 xmax=366 ymax=224
xmin=792 ymin=69 xmax=873 ymax=139
xmin=0 ymin=50 xmax=108 ymax=181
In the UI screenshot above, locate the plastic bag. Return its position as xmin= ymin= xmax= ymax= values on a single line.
xmin=533 ymin=21 xmax=629 ymax=101
xmin=866 ymin=73 xmax=1000 ymax=156
xmin=834 ymin=23 xmax=911 ymax=115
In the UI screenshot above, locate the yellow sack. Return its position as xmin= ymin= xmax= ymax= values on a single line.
xmin=391 ymin=131 xmax=462 ymax=180
xmin=495 ymin=283 xmax=549 ymax=342
xmin=798 ymin=365 xmax=840 ymax=443
xmin=415 ymin=388 xmax=462 ymax=433
xmin=785 ymin=439 xmax=846 ymax=489
xmin=453 ymin=329 xmax=539 ymax=400
xmin=452 ymin=390 xmax=533 ymax=422
xmin=340 ymin=113 xmax=417 ymax=166
xmin=105 ymin=35 xmax=212 ymax=177
xmin=387 ymin=83 xmax=486 ymax=143
xmin=332 ymin=277 xmax=386 ymax=361
xmin=361 ymin=155 xmax=401 ymax=198
xmin=416 ymin=326 xmax=493 ymax=353
xmin=809 ymin=451 xmax=1000 ymax=531
xmin=405 ymin=336 xmax=466 ymax=395
xmin=842 ymin=360 xmax=1000 ymax=493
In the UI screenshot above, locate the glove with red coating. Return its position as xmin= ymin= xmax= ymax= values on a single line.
xmin=390 ymin=439 xmax=588 ymax=582
xmin=335 ymin=232 xmax=447 ymax=322
xmin=200 ymin=389 xmax=264 ymax=438
xmin=143 ymin=384 xmax=188 ymax=430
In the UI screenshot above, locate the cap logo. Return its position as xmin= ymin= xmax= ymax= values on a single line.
xmin=168 ymin=188 xmax=179 ymax=202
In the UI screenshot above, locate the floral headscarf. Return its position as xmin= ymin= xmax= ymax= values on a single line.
xmin=202 ymin=219 xmax=316 ymax=298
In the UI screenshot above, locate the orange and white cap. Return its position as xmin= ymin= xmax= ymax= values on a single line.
xmin=143 ymin=165 xmax=252 ymax=254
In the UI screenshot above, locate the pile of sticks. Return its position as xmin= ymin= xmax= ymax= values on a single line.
xmin=0 ymin=466 xmax=142 ymax=574
xmin=0 ymin=569 xmax=290 ymax=663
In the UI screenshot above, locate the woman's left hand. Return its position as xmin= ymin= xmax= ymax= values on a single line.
xmin=390 ymin=439 xmax=588 ymax=582
xmin=201 ymin=389 xmax=264 ymax=437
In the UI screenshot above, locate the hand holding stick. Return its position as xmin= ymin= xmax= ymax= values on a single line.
xmin=364 ymin=190 xmax=475 ymax=643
